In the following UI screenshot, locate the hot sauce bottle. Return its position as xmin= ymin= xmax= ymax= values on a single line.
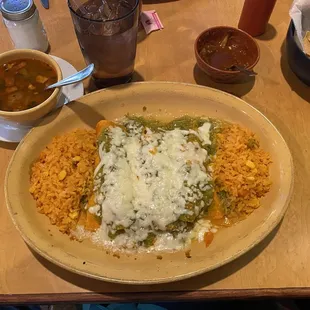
xmin=238 ymin=0 xmax=277 ymax=37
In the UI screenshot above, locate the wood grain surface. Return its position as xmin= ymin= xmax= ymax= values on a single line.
xmin=0 ymin=0 xmax=310 ymax=302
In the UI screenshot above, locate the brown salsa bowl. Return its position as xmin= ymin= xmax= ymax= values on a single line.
xmin=195 ymin=26 xmax=260 ymax=83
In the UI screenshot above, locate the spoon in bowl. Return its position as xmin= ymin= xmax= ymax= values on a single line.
xmin=228 ymin=64 xmax=257 ymax=77
xmin=45 ymin=63 xmax=94 ymax=90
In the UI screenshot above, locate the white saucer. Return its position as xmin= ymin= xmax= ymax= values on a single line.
xmin=0 ymin=55 xmax=84 ymax=143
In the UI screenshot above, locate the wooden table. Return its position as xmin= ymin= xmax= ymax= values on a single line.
xmin=0 ymin=0 xmax=310 ymax=304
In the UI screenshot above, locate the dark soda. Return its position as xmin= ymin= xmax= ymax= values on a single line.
xmin=68 ymin=0 xmax=140 ymax=88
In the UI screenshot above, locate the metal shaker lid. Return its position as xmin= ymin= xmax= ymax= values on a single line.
xmin=0 ymin=0 xmax=36 ymax=21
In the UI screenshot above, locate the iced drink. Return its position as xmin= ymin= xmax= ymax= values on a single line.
xmin=68 ymin=0 xmax=139 ymax=88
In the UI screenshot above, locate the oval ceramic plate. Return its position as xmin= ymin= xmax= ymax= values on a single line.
xmin=5 ymin=82 xmax=293 ymax=284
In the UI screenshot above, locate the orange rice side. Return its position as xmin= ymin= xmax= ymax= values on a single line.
xmin=29 ymin=129 xmax=97 ymax=233
xmin=213 ymin=123 xmax=272 ymax=215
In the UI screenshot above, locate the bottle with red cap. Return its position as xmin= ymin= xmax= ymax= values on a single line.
xmin=238 ymin=0 xmax=277 ymax=37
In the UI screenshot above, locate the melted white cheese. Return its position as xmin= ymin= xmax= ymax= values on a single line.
xmin=88 ymin=205 xmax=100 ymax=215
xmin=92 ymin=118 xmax=214 ymax=251
xmin=198 ymin=122 xmax=212 ymax=145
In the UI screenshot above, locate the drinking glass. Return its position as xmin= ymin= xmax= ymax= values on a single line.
xmin=68 ymin=0 xmax=140 ymax=88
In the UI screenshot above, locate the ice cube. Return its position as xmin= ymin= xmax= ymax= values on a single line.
xmin=79 ymin=0 xmax=111 ymax=21
xmin=87 ymin=23 xmax=104 ymax=35
xmin=98 ymin=5 xmax=109 ymax=20
xmin=77 ymin=0 xmax=135 ymax=21
xmin=102 ymin=20 xmax=121 ymax=35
